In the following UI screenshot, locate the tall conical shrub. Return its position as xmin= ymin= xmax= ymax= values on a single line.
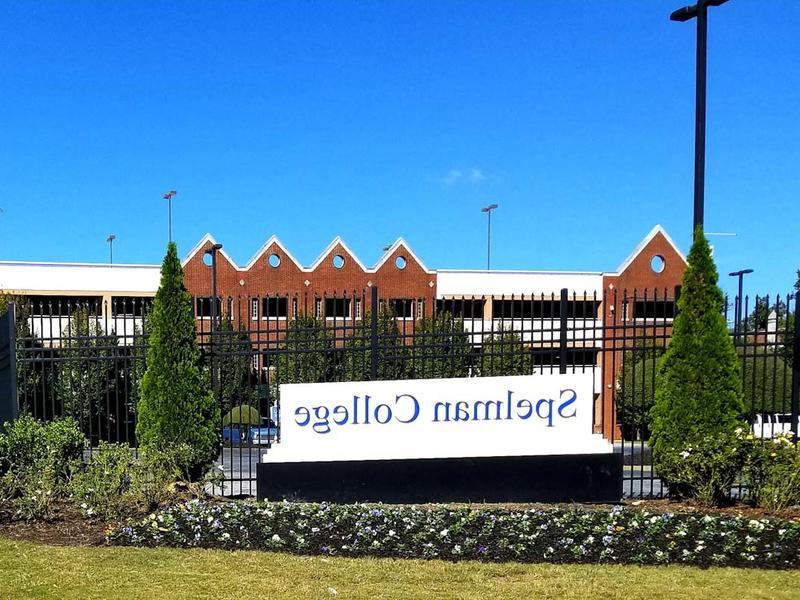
xmin=649 ymin=227 xmax=746 ymax=504
xmin=136 ymin=243 xmax=220 ymax=479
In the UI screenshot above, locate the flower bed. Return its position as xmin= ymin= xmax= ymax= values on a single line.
xmin=108 ymin=500 xmax=800 ymax=568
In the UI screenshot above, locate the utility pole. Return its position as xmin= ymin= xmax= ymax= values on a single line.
xmin=670 ymin=0 xmax=730 ymax=240
xmin=163 ymin=190 xmax=177 ymax=242
xmin=481 ymin=204 xmax=498 ymax=270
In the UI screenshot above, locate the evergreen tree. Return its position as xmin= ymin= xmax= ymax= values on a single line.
xmin=55 ymin=307 xmax=118 ymax=440
xmin=272 ymin=315 xmax=338 ymax=383
xmin=342 ymin=308 xmax=407 ymax=381
xmin=216 ymin=314 xmax=258 ymax=413
xmin=135 ymin=243 xmax=220 ymax=480
xmin=650 ymin=228 xmax=746 ymax=503
xmin=478 ymin=328 xmax=533 ymax=377
xmin=409 ymin=312 xmax=470 ymax=379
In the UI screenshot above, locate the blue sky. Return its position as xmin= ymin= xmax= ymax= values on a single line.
xmin=1 ymin=1 xmax=798 ymax=300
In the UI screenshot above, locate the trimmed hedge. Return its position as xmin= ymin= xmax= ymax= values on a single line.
xmin=109 ymin=500 xmax=800 ymax=569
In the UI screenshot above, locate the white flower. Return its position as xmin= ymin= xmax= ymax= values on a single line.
xmin=272 ymin=534 xmax=282 ymax=542
xmin=679 ymin=450 xmax=691 ymax=458
xmin=440 ymin=528 xmax=449 ymax=537
xmin=327 ymin=587 xmax=338 ymax=595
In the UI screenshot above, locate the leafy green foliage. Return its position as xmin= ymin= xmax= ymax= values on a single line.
xmin=0 ymin=415 xmax=85 ymax=519
xmin=615 ymin=347 xmax=663 ymax=441
xmin=135 ymin=243 xmax=220 ymax=481
xmin=215 ymin=315 xmax=257 ymax=413
xmin=111 ymin=500 xmax=800 ymax=568
xmin=342 ymin=308 xmax=407 ymax=381
xmin=408 ymin=312 xmax=470 ymax=379
xmin=650 ymin=228 xmax=746 ymax=504
xmin=745 ymin=433 xmax=800 ymax=511
xmin=477 ymin=328 xmax=532 ymax=377
xmin=272 ymin=315 xmax=338 ymax=383
xmin=739 ymin=353 xmax=792 ymax=414
xmin=55 ymin=308 xmax=119 ymax=436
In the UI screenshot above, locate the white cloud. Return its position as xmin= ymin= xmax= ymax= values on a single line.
xmin=440 ymin=168 xmax=485 ymax=186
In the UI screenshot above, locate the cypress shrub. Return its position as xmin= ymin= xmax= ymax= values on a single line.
xmin=135 ymin=243 xmax=220 ymax=480
xmin=649 ymin=228 xmax=746 ymax=504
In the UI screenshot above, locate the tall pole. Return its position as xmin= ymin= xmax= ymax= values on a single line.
xmin=206 ymin=243 xmax=223 ymax=399
xmin=107 ymin=234 xmax=115 ymax=265
xmin=163 ymin=190 xmax=177 ymax=243
xmin=481 ymin=203 xmax=498 ymax=270
xmin=693 ymin=4 xmax=707 ymax=238
xmin=671 ymin=0 xmax=730 ymax=240
xmin=729 ymin=268 xmax=753 ymax=337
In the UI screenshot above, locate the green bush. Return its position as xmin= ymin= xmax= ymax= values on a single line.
xmin=477 ymin=328 xmax=532 ymax=377
xmin=272 ymin=315 xmax=339 ymax=383
xmin=0 ymin=415 xmax=85 ymax=519
xmin=136 ymin=242 xmax=220 ymax=481
xmin=650 ymin=228 xmax=746 ymax=505
xmin=342 ymin=308 xmax=407 ymax=381
xmin=70 ymin=442 xmax=189 ymax=519
xmin=745 ymin=433 xmax=800 ymax=511
xmin=408 ymin=312 xmax=470 ymax=379
xmin=70 ymin=442 xmax=136 ymax=519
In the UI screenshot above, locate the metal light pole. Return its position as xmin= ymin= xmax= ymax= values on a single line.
xmin=481 ymin=203 xmax=498 ymax=270
xmin=106 ymin=234 xmax=115 ymax=265
xmin=163 ymin=190 xmax=177 ymax=242
xmin=205 ymin=243 xmax=223 ymax=398
xmin=729 ymin=268 xmax=753 ymax=337
xmin=670 ymin=0 xmax=730 ymax=240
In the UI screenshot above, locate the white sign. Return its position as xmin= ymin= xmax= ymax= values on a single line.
xmin=262 ymin=374 xmax=611 ymax=463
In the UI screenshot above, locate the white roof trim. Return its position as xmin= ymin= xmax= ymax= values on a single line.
xmin=372 ymin=238 xmax=432 ymax=273
xmin=181 ymin=233 xmax=239 ymax=270
xmin=307 ymin=237 xmax=369 ymax=272
xmin=435 ymin=269 xmax=603 ymax=276
xmin=613 ymin=225 xmax=686 ymax=275
xmin=242 ymin=235 xmax=305 ymax=271
xmin=0 ymin=260 xmax=159 ymax=269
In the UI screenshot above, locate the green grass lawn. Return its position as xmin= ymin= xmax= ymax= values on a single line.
xmin=1 ymin=538 xmax=799 ymax=600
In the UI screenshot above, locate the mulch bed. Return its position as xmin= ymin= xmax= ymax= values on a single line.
xmin=2 ymin=498 xmax=798 ymax=548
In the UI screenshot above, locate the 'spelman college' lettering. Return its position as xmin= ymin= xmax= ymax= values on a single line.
xmin=263 ymin=373 xmax=611 ymax=464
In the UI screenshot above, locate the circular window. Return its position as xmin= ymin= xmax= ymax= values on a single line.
xmin=202 ymin=252 xmax=213 ymax=267
xmin=650 ymin=255 xmax=666 ymax=274
xmin=395 ymin=256 xmax=407 ymax=270
xmin=268 ymin=253 xmax=281 ymax=268
xmin=332 ymin=254 xmax=345 ymax=269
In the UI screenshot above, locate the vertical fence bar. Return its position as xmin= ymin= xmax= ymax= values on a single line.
xmin=791 ymin=294 xmax=800 ymax=441
xmin=559 ymin=288 xmax=568 ymax=375
xmin=0 ymin=303 xmax=18 ymax=425
xmin=370 ymin=286 xmax=379 ymax=380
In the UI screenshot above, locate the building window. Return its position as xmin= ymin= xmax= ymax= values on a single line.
xmin=251 ymin=298 xmax=259 ymax=320
xmin=262 ymin=297 xmax=288 ymax=318
xmin=390 ymin=298 xmax=414 ymax=319
xmin=634 ymin=300 xmax=676 ymax=320
xmin=111 ymin=297 xmax=153 ymax=317
xmin=314 ymin=298 xmax=322 ymax=319
xmin=491 ymin=299 xmax=599 ymax=320
xmin=324 ymin=298 xmax=351 ymax=319
xmin=530 ymin=348 xmax=598 ymax=367
xmin=436 ymin=299 xmax=485 ymax=319
xmin=195 ymin=297 xmax=221 ymax=318
xmin=416 ymin=299 xmax=425 ymax=319
xmin=292 ymin=298 xmax=298 ymax=318
xmin=28 ymin=295 xmax=103 ymax=316
xmin=354 ymin=298 xmax=362 ymax=320
xmin=251 ymin=354 xmax=259 ymax=371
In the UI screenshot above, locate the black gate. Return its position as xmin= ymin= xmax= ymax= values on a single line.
xmin=0 ymin=303 xmax=18 ymax=426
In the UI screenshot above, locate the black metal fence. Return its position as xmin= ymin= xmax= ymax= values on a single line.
xmin=0 ymin=286 xmax=798 ymax=499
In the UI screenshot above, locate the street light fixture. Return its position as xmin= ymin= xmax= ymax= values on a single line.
xmin=204 ymin=243 xmax=223 ymax=399
xmin=106 ymin=234 xmax=116 ymax=265
xmin=163 ymin=190 xmax=177 ymax=242
xmin=729 ymin=267 xmax=753 ymax=337
xmin=481 ymin=203 xmax=498 ymax=270
xmin=670 ymin=0 xmax=730 ymax=240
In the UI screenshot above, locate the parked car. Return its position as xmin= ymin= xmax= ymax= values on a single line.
xmin=750 ymin=413 xmax=798 ymax=439
xmin=223 ymin=419 xmax=279 ymax=446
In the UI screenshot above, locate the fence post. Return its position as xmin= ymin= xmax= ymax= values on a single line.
xmin=559 ymin=288 xmax=568 ymax=375
xmin=0 ymin=303 xmax=18 ymax=425
xmin=370 ymin=286 xmax=379 ymax=380
xmin=790 ymin=295 xmax=800 ymax=441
